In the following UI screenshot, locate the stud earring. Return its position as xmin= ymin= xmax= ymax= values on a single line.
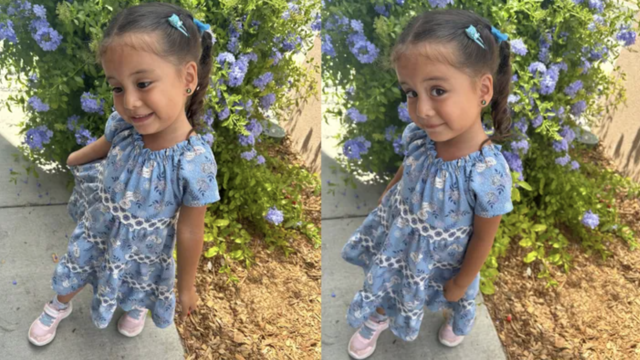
xmin=186 ymin=88 xmax=192 ymax=94
xmin=481 ymin=99 xmax=487 ymax=106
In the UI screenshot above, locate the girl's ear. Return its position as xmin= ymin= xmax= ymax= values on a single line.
xmin=479 ymin=73 xmax=493 ymax=104
xmin=183 ymin=61 xmax=198 ymax=96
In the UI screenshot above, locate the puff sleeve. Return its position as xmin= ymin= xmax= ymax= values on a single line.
xmin=401 ymin=122 xmax=427 ymax=157
xmin=104 ymin=111 xmax=133 ymax=143
xmin=178 ymin=144 xmax=220 ymax=207
xmin=468 ymin=153 xmax=514 ymax=218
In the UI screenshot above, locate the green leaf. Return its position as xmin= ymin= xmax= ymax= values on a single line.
xmin=213 ymin=219 xmax=230 ymax=227
xmin=531 ymin=224 xmax=547 ymax=232
xmin=523 ymin=251 xmax=538 ymax=263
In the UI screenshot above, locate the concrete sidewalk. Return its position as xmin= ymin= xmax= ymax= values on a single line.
xmin=0 ymin=86 xmax=184 ymax=358
xmin=320 ymin=93 xmax=507 ymax=359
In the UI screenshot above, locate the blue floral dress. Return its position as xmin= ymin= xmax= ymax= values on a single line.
xmin=342 ymin=123 xmax=514 ymax=341
xmin=52 ymin=111 xmax=220 ymax=329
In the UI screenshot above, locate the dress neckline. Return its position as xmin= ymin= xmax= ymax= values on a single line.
xmin=425 ymin=135 xmax=503 ymax=170
xmin=131 ymin=128 xmax=203 ymax=158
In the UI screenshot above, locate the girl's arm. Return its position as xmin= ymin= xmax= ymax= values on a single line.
xmin=378 ymin=165 xmax=404 ymax=205
xmin=175 ymin=205 xmax=207 ymax=293
xmin=67 ymin=135 xmax=111 ymax=166
xmin=453 ymin=214 xmax=503 ymax=288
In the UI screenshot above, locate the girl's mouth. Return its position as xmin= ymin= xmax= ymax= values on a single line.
xmin=132 ymin=112 xmax=153 ymax=124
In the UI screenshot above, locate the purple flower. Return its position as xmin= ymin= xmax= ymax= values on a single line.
xmin=346 ymin=107 xmax=367 ymax=123
xmin=218 ymin=107 xmax=230 ymax=120
xmin=282 ymin=3 xmax=299 ymax=20
xmin=265 ymin=206 xmax=284 ymax=225
xmin=280 ymin=32 xmax=303 ymax=52
xmin=0 ymin=20 xmax=18 ymax=44
xmin=560 ymin=126 xmax=576 ymax=144
xmin=571 ymin=161 xmax=580 ymax=170
xmin=311 ymin=13 xmax=321 ymax=32
xmin=347 ymin=33 xmax=379 ymax=64
xmin=528 ymin=62 xmax=547 ymax=77
xmin=539 ymin=66 xmax=560 ymax=95
xmin=374 ymin=5 xmax=389 ymax=17
xmin=397 ymin=0 xmax=405 ymax=4
xmin=67 ymin=115 xmax=80 ymax=130
xmin=238 ymin=133 xmax=255 ymax=146
xmin=27 ymin=96 xmax=49 ymax=112
xmin=552 ymin=139 xmax=568 ymax=152
xmin=511 ymin=139 xmax=530 ymax=155
xmin=581 ymin=210 xmax=599 ymax=229
xmin=256 ymin=155 xmax=266 ymax=165
xmin=550 ymin=62 xmax=568 ymax=73
xmin=24 ymin=125 xmax=53 ymax=150
xmin=253 ymin=72 xmax=274 ymax=91
xmin=203 ymin=109 xmax=214 ymax=126
xmin=511 ymin=74 xmax=519 ymax=83
xmin=246 ymin=119 xmax=263 ymax=138
xmin=514 ymin=118 xmax=528 ymax=134
xmin=511 ymin=39 xmax=528 ymax=56
xmin=216 ymin=52 xmax=236 ymax=66
xmin=350 ymin=20 xmax=364 ymax=33
xmin=343 ymin=136 xmax=371 ymax=160
xmin=260 ymin=93 xmax=276 ymax=110
xmin=588 ymin=14 xmax=604 ymax=31
xmin=228 ymin=56 xmax=250 ymax=87
xmin=322 ymin=34 xmax=336 ymax=57
xmin=398 ymin=102 xmax=411 ymax=123
xmin=581 ymin=58 xmax=592 ymax=75
xmin=564 ymin=80 xmax=583 ymax=98
xmin=33 ymin=25 xmax=63 ymax=51
xmin=227 ymin=21 xmax=242 ymax=53
xmin=538 ymin=33 xmax=552 ymax=63
xmin=80 ymin=92 xmax=104 ymax=115
xmin=202 ymin=133 xmax=214 ymax=146
xmin=571 ymin=100 xmax=587 ymax=116
xmin=429 ymin=0 xmax=454 ymax=8
xmin=531 ymin=114 xmax=543 ymax=128
xmin=240 ymin=52 xmax=258 ymax=63
xmin=33 ymin=4 xmax=46 ymax=19
xmin=241 ymin=148 xmax=257 ymax=160
xmin=587 ymin=0 xmax=603 ymax=13
xmin=508 ymin=94 xmax=520 ymax=104
xmin=502 ymin=150 xmax=524 ymax=174
xmin=617 ymin=26 xmax=637 ymax=47
xmin=589 ymin=44 xmax=608 ymax=61
xmin=385 ymin=125 xmax=397 ymax=141
xmin=75 ymin=126 xmax=96 ymax=145
xmin=555 ymin=154 xmax=571 ymax=166
xmin=393 ymin=135 xmax=404 ymax=155
xmin=270 ymin=48 xmax=283 ymax=65
xmin=29 ymin=73 xmax=38 ymax=83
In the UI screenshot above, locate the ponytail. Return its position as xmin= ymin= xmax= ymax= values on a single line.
xmin=185 ymin=29 xmax=214 ymax=129
xmin=481 ymin=40 xmax=513 ymax=149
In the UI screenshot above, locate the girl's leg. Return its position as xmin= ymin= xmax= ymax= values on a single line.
xmin=348 ymin=307 xmax=390 ymax=359
xmin=57 ymin=285 xmax=85 ymax=304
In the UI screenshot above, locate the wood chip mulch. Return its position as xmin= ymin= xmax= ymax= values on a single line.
xmin=174 ymin=136 xmax=321 ymax=360
xmin=484 ymin=143 xmax=640 ymax=360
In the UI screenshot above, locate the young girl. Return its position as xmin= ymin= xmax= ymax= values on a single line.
xmin=28 ymin=2 xmax=220 ymax=346
xmin=342 ymin=9 xmax=514 ymax=359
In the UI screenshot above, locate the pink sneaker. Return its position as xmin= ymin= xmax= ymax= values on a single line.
xmin=117 ymin=309 xmax=147 ymax=337
xmin=348 ymin=317 xmax=389 ymax=359
xmin=28 ymin=300 xmax=73 ymax=346
xmin=438 ymin=322 xmax=465 ymax=347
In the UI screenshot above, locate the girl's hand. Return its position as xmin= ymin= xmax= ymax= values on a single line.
xmin=67 ymin=152 xmax=78 ymax=166
xmin=178 ymin=285 xmax=199 ymax=321
xmin=443 ymin=277 xmax=467 ymax=302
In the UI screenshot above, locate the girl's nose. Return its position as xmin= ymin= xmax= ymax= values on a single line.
xmin=123 ymin=90 xmax=141 ymax=110
xmin=416 ymin=97 xmax=435 ymax=119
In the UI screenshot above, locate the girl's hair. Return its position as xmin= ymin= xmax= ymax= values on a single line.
xmin=390 ymin=9 xmax=512 ymax=149
xmin=97 ymin=2 xmax=213 ymax=128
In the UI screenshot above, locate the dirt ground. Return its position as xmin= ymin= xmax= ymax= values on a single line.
xmin=484 ymin=144 xmax=640 ymax=360
xmin=173 ymin=137 xmax=321 ymax=360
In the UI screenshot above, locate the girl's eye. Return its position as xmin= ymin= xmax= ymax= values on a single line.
xmin=431 ymin=88 xmax=446 ymax=97
xmin=111 ymin=87 xmax=122 ymax=94
xmin=137 ymin=82 xmax=151 ymax=89
xmin=404 ymin=90 xmax=418 ymax=98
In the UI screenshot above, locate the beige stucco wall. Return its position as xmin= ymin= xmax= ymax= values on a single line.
xmin=281 ymin=35 xmax=321 ymax=174
xmin=592 ymin=26 xmax=640 ymax=183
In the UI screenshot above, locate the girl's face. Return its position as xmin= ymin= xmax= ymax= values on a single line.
xmin=395 ymin=44 xmax=493 ymax=143
xmin=102 ymin=34 xmax=197 ymax=137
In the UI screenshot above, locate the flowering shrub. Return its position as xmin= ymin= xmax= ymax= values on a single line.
xmin=0 ymin=0 xmax=321 ymax=272
xmin=322 ymin=0 xmax=640 ymax=292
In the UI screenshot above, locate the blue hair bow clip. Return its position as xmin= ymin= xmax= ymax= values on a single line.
xmin=465 ymin=25 xmax=485 ymax=49
xmin=491 ymin=26 xmax=509 ymax=44
xmin=168 ymin=14 xmax=189 ymax=37
xmin=193 ymin=19 xmax=210 ymax=34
